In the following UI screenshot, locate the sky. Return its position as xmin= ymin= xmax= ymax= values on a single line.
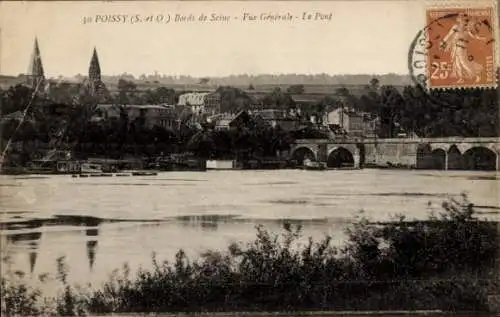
xmin=0 ymin=0 xmax=498 ymax=77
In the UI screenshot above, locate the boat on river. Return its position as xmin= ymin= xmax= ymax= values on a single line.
xmin=301 ymin=159 xmax=326 ymax=171
xmin=206 ymin=160 xmax=236 ymax=170
xmin=80 ymin=162 xmax=104 ymax=174
xmin=131 ymin=171 xmax=158 ymax=176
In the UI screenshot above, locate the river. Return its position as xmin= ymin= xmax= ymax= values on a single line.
xmin=0 ymin=169 xmax=498 ymax=287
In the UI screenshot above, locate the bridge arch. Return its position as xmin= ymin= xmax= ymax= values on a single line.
xmin=429 ymin=143 xmax=450 ymax=153
xmin=416 ymin=143 xmax=433 ymax=169
xmin=417 ymin=143 xmax=449 ymax=170
xmin=291 ymin=146 xmax=317 ymax=165
xmin=447 ymin=145 xmax=464 ymax=170
xmin=431 ymin=149 xmax=447 ymax=170
xmin=462 ymin=147 xmax=498 ymax=171
xmin=327 ymin=147 xmax=355 ymax=168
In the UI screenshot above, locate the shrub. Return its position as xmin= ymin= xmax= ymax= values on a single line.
xmin=0 ymin=256 xmax=56 ymax=316
xmin=1 ymin=195 xmax=498 ymax=315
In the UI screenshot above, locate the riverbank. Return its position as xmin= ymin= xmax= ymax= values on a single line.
xmin=3 ymin=153 xmax=499 ymax=175
xmin=86 ymin=312 xmax=496 ymax=317
xmin=3 ymin=164 xmax=496 ymax=175
xmin=1 ymin=195 xmax=498 ymax=316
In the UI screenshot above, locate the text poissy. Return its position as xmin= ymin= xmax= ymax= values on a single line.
xmin=95 ymin=14 xmax=128 ymax=23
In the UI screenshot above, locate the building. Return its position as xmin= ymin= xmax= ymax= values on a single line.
xmin=177 ymin=92 xmax=221 ymax=116
xmin=92 ymin=104 xmax=179 ymax=130
xmin=86 ymin=47 xmax=107 ymax=97
xmin=362 ymin=114 xmax=379 ymax=138
xmin=211 ymin=113 xmax=233 ymax=131
xmin=1 ymin=110 xmax=24 ymax=123
xmin=323 ymin=108 xmax=364 ymax=136
xmin=323 ymin=108 xmax=381 ymax=137
xmin=127 ymin=105 xmax=179 ymax=130
xmin=291 ymin=95 xmax=324 ymax=108
xmin=253 ymin=109 xmax=300 ymax=132
xmin=44 ymin=80 xmax=87 ymax=104
xmin=26 ymin=38 xmax=45 ymax=90
xmin=22 ymin=39 xmax=108 ymax=103
xmin=37 ymin=46 xmax=108 ymax=104
xmin=211 ymin=110 xmax=252 ymax=131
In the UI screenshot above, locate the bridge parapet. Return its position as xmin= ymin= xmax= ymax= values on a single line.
xmin=372 ymin=137 xmax=500 ymax=144
xmin=294 ymin=137 xmax=500 ymax=145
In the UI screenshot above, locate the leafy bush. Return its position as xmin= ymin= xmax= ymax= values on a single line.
xmin=1 ymin=196 xmax=498 ymax=315
xmin=1 ymin=256 xmax=56 ymax=316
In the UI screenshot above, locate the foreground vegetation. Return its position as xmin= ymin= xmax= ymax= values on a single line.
xmin=1 ymin=195 xmax=499 ymax=315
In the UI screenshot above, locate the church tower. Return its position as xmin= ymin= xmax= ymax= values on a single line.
xmin=87 ymin=47 xmax=105 ymax=96
xmin=26 ymin=37 xmax=45 ymax=89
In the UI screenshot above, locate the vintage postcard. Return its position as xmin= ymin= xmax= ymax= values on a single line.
xmin=0 ymin=0 xmax=499 ymax=316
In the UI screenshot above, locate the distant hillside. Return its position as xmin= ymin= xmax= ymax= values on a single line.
xmin=104 ymin=73 xmax=412 ymax=94
xmin=0 ymin=73 xmax=412 ymax=92
xmin=0 ymin=75 xmax=26 ymax=89
xmin=100 ymin=73 xmax=412 ymax=87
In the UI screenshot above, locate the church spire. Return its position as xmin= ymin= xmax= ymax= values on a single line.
xmin=88 ymin=47 xmax=105 ymax=96
xmin=27 ymin=37 xmax=45 ymax=89
xmin=89 ymin=47 xmax=101 ymax=82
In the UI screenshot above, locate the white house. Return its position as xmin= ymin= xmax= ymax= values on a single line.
xmin=177 ymin=92 xmax=221 ymax=116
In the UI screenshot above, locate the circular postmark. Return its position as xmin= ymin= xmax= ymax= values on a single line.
xmin=408 ymin=8 xmax=497 ymax=96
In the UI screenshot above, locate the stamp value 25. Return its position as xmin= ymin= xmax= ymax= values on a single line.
xmin=425 ymin=6 xmax=497 ymax=89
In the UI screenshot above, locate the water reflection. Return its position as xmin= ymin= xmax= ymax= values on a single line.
xmin=7 ymin=230 xmax=42 ymax=244
xmin=1 ymin=170 xmax=498 ymax=285
xmin=3 ymin=218 xmax=43 ymax=232
xmin=1 ymin=216 xmax=103 ymax=273
xmin=316 ymin=192 xmax=450 ymax=198
xmin=85 ymin=228 xmax=99 ymax=271
xmin=29 ymin=242 xmax=38 ymax=274
xmin=53 ymin=215 xmax=102 ymax=227
xmin=3 ymin=219 xmax=43 ymax=274
xmin=176 ymin=214 xmax=239 ymax=231
xmin=173 ymin=214 xmax=347 ymax=230
xmin=87 ymin=240 xmax=98 ymax=271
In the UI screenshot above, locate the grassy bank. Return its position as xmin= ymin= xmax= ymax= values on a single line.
xmin=1 ymin=195 xmax=499 ymax=316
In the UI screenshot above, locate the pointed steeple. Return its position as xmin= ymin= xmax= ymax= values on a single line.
xmin=87 ymin=47 xmax=106 ymax=97
xmin=27 ymin=37 xmax=45 ymax=89
xmin=88 ymin=47 xmax=101 ymax=82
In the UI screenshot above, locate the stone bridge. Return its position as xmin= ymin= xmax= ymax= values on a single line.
xmin=290 ymin=137 xmax=500 ymax=170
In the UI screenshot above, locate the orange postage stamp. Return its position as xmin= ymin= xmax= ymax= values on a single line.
xmin=425 ymin=6 xmax=497 ymax=89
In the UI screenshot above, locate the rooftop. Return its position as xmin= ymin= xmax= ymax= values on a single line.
xmin=254 ymin=109 xmax=289 ymax=120
xmin=96 ymin=104 xmax=174 ymax=110
xmin=177 ymin=92 xmax=214 ymax=106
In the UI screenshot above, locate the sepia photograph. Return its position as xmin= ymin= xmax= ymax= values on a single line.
xmin=0 ymin=0 xmax=499 ymax=316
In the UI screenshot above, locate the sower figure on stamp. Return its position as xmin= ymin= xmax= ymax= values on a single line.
xmin=439 ymin=12 xmax=488 ymax=84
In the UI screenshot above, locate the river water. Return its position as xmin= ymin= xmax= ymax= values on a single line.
xmin=0 ymin=169 xmax=498 ymax=287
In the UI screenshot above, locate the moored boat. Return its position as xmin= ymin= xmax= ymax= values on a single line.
xmin=206 ymin=160 xmax=236 ymax=170
xmin=131 ymin=171 xmax=158 ymax=176
xmin=301 ymin=159 xmax=326 ymax=171
xmin=80 ymin=162 xmax=104 ymax=174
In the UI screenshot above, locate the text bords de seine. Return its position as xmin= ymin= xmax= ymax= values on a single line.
xmin=83 ymin=12 xmax=333 ymax=24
